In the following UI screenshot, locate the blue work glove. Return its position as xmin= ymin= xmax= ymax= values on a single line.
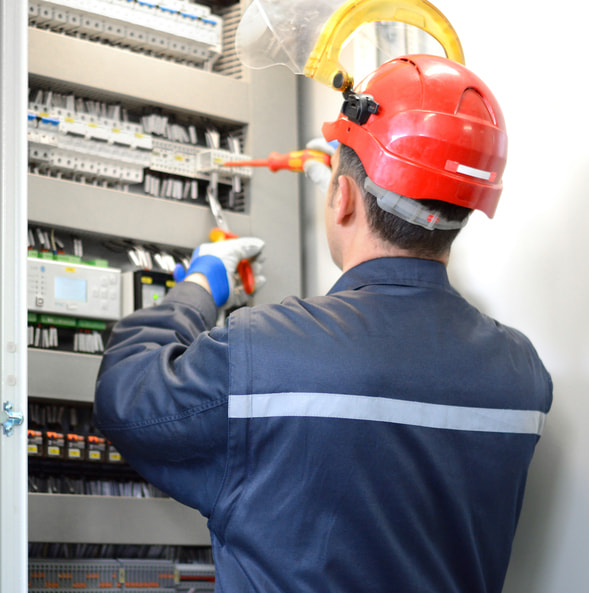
xmin=303 ymin=138 xmax=338 ymax=194
xmin=173 ymin=237 xmax=265 ymax=308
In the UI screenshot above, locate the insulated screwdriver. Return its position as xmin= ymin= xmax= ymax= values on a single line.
xmin=223 ymin=149 xmax=331 ymax=173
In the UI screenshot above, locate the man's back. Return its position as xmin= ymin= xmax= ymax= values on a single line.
xmin=185 ymin=258 xmax=551 ymax=592
xmin=95 ymin=257 xmax=551 ymax=593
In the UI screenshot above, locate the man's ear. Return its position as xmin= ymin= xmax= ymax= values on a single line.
xmin=335 ymin=175 xmax=359 ymax=225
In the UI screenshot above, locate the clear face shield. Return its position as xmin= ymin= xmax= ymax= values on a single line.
xmin=236 ymin=0 xmax=348 ymax=75
xmin=236 ymin=0 xmax=465 ymax=91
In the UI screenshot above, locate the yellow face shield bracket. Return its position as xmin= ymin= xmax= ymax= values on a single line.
xmin=303 ymin=0 xmax=465 ymax=91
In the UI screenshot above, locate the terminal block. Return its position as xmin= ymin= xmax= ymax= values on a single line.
xmin=197 ymin=149 xmax=253 ymax=181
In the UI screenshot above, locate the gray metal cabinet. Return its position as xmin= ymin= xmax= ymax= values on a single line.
xmin=25 ymin=6 xmax=300 ymax=550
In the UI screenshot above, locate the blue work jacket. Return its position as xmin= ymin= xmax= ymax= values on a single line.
xmin=94 ymin=257 xmax=552 ymax=593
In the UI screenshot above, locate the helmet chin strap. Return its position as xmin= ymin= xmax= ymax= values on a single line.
xmin=364 ymin=178 xmax=470 ymax=231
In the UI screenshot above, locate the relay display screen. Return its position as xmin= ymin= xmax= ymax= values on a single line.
xmin=141 ymin=283 xmax=166 ymax=308
xmin=55 ymin=276 xmax=87 ymax=302
xmin=28 ymin=258 xmax=121 ymax=320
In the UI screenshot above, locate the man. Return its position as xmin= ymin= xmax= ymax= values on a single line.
xmin=94 ymin=55 xmax=552 ymax=593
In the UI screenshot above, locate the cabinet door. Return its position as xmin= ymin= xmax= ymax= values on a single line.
xmin=0 ymin=1 xmax=29 ymax=590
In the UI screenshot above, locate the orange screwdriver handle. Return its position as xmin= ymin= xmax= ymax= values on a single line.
xmin=224 ymin=149 xmax=331 ymax=173
xmin=209 ymin=227 xmax=255 ymax=295
xmin=237 ymin=259 xmax=255 ymax=295
xmin=273 ymin=149 xmax=331 ymax=173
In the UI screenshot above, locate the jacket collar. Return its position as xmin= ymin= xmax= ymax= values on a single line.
xmin=327 ymin=257 xmax=453 ymax=295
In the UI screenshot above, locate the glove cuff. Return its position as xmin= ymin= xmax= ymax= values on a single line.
xmin=173 ymin=262 xmax=187 ymax=282
xmin=186 ymin=254 xmax=229 ymax=307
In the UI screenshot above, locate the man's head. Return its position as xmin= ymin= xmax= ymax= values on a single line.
xmin=331 ymin=143 xmax=471 ymax=261
xmin=322 ymin=54 xmax=508 ymax=240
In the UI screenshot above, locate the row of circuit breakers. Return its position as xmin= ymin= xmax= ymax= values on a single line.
xmin=30 ymin=0 xmax=224 ymax=67
xmin=28 ymin=90 xmax=252 ymax=193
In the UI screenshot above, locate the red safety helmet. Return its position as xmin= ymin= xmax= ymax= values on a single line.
xmin=322 ymin=55 xmax=508 ymax=217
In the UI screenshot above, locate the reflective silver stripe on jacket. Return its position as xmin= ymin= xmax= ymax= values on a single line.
xmin=228 ymin=393 xmax=546 ymax=436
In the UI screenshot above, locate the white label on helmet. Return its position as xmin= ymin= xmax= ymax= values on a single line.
xmin=446 ymin=160 xmax=496 ymax=182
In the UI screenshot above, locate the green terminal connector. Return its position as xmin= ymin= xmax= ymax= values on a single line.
xmin=38 ymin=314 xmax=78 ymax=328
xmin=77 ymin=319 xmax=107 ymax=331
xmin=29 ymin=313 xmax=107 ymax=331
xmin=55 ymin=253 xmax=83 ymax=264
xmin=84 ymin=258 xmax=109 ymax=268
xmin=27 ymin=249 xmax=110 ymax=267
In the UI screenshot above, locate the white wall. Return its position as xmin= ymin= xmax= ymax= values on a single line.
xmin=298 ymin=75 xmax=341 ymax=295
xmin=299 ymin=1 xmax=589 ymax=590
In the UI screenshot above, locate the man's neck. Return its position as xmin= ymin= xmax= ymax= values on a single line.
xmin=340 ymin=235 xmax=449 ymax=273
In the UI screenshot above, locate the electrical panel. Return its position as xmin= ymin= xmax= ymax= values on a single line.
xmin=25 ymin=0 xmax=300 ymax=585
